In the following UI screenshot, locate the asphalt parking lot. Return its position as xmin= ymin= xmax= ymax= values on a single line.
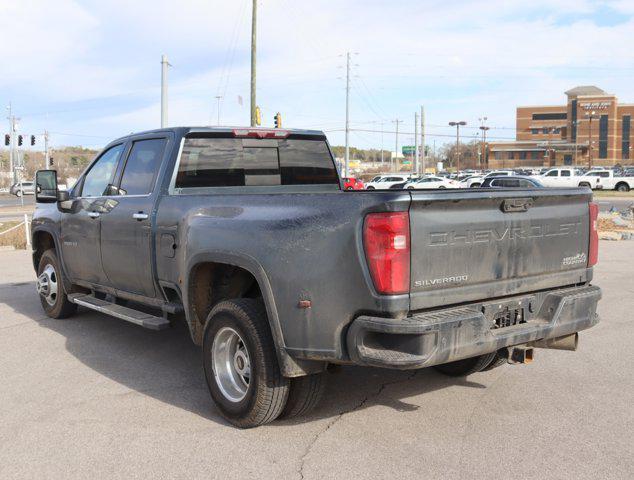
xmin=1 ymin=243 xmax=633 ymax=479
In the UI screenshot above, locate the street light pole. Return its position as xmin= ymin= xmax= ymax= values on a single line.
xmin=449 ymin=121 xmax=466 ymax=172
xmin=215 ymin=96 xmax=222 ymax=126
xmin=586 ymin=110 xmax=599 ymax=169
xmin=250 ymin=0 xmax=257 ymax=127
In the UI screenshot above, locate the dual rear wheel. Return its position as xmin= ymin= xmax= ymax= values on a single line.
xmin=203 ymin=299 xmax=326 ymax=428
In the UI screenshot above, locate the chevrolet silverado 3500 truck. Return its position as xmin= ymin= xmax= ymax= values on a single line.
xmin=31 ymin=127 xmax=601 ymax=428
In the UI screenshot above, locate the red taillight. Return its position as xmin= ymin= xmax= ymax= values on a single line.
xmin=232 ymin=128 xmax=289 ymax=139
xmin=363 ymin=212 xmax=410 ymax=295
xmin=588 ymin=202 xmax=599 ymax=267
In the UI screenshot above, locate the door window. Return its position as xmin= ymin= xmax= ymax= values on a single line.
xmin=119 ymin=138 xmax=167 ymax=195
xmin=561 ymin=170 xmax=571 ymax=177
xmin=81 ymin=144 xmax=124 ymax=197
xmin=546 ymin=170 xmax=559 ymax=177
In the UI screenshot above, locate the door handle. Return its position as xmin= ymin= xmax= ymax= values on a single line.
xmin=133 ymin=212 xmax=149 ymax=221
xmin=87 ymin=211 xmax=100 ymax=218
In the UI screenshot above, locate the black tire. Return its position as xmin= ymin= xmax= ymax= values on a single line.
xmin=579 ymin=182 xmax=591 ymax=188
xmin=345 ymin=186 xmax=354 ymax=190
xmin=439 ymin=186 xmax=446 ymax=189
xmin=615 ymin=183 xmax=630 ymax=192
xmin=366 ymin=186 xmax=375 ymax=190
xmin=481 ymin=352 xmax=507 ymax=371
xmin=433 ymin=352 xmax=497 ymax=377
xmin=470 ymin=183 xmax=481 ymax=188
xmin=407 ymin=186 xmax=414 ymax=190
xmin=37 ymin=249 xmax=77 ymax=319
xmin=203 ymin=299 xmax=289 ymax=428
xmin=279 ymin=372 xmax=327 ymax=419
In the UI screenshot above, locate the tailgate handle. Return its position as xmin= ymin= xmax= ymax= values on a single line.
xmin=502 ymin=198 xmax=533 ymax=213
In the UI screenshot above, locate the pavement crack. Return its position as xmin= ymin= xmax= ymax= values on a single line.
xmin=297 ymin=369 xmax=419 ymax=480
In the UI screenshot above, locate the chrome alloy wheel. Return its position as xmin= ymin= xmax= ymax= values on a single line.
xmin=212 ymin=327 xmax=251 ymax=402
xmin=37 ymin=264 xmax=58 ymax=306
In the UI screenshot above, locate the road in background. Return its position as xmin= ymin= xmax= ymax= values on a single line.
xmin=0 ymin=194 xmax=35 ymax=208
xmin=0 ymin=243 xmax=632 ymax=479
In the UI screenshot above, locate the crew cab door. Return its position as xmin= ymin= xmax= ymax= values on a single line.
xmin=60 ymin=143 xmax=125 ymax=285
xmin=100 ymin=136 xmax=168 ymax=298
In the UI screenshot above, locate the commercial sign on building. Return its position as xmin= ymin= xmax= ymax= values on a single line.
xmin=580 ymin=102 xmax=611 ymax=110
xmin=402 ymin=146 xmax=416 ymax=155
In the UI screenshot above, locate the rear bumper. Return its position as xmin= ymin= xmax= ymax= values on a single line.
xmin=346 ymin=285 xmax=601 ymax=369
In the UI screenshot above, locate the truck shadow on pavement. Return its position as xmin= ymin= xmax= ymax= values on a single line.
xmin=3 ymin=282 xmax=488 ymax=427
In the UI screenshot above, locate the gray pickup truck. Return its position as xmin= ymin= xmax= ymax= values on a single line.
xmin=32 ymin=127 xmax=601 ymax=428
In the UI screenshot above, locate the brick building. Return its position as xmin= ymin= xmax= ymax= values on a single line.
xmin=487 ymin=86 xmax=634 ymax=169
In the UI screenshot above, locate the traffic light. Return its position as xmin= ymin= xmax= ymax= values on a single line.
xmin=255 ymin=106 xmax=262 ymax=126
xmin=4 ymin=134 xmax=9 ymax=146
xmin=274 ymin=112 xmax=282 ymax=128
xmin=17 ymin=135 xmax=23 ymax=146
xmin=49 ymin=157 xmax=54 ymax=166
xmin=30 ymin=135 xmax=36 ymax=146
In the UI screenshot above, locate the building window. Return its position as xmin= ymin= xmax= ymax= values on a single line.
xmin=542 ymin=127 xmax=549 ymax=134
xmin=494 ymin=152 xmax=501 ymax=161
xmin=623 ymin=115 xmax=631 ymax=160
xmin=530 ymin=151 xmax=538 ymax=160
xmin=532 ymin=112 xmax=567 ymax=121
xmin=571 ymin=100 xmax=577 ymax=142
xmin=507 ymin=152 xmax=514 ymax=160
xmin=531 ymin=128 xmax=538 ymax=135
xmin=553 ymin=128 xmax=561 ymax=134
xmin=598 ymin=115 xmax=608 ymax=159
xmin=519 ymin=151 xmax=527 ymax=160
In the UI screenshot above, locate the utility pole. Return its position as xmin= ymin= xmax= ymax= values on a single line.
xmin=420 ymin=106 xmax=426 ymax=175
xmin=250 ymin=0 xmax=257 ymax=127
xmin=392 ymin=119 xmax=402 ymax=171
xmin=479 ymin=117 xmax=489 ymax=170
xmin=414 ymin=112 xmax=419 ymax=175
xmin=215 ymin=96 xmax=222 ymax=126
xmin=6 ymin=103 xmax=14 ymax=184
xmin=380 ymin=121 xmax=385 ymax=165
xmin=44 ymin=130 xmax=50 ymax=169
xmin=344 ymin=52 xmax=351 ymax=177
xmin=160 ymin=54 xmax=170 ymax=128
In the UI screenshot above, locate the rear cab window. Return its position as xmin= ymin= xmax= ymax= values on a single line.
xmin=173 ymin=133 xmax=339 ymax=191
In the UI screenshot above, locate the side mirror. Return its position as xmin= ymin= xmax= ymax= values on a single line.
xmin=35 ymin=170 xmax=59 ymax=203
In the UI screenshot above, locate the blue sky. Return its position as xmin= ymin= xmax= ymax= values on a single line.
xmin=1 ymin=0 xmax=633 ymax=151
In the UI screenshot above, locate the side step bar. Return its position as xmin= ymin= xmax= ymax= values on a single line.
xmin=68 ymin=293 xmax=171 ymax=331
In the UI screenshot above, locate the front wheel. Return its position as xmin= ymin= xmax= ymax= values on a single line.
xmin=203 ymin=299 xmax=289 ymax=428
xmin=470 ymin=183 xmax=481 ymax=188
xmin=579 ymin=182 xmax=591 ymax=188
xmin=37 ymin=249 xmax=77 ymax=319
xmin=15 ymin=190 xmax=22 ymax=197
xmin=615 ymin=183 xmax=630 ymax=192
xmin=366 ymin=186 xmax=375 ymax=190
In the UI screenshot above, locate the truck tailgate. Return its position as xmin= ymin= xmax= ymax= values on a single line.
xmin=408 ymin=188 xmax=593 ymax=311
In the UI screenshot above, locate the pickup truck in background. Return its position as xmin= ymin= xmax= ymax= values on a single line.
xmin=539 ymin=167 xmax=584 ymax=188
xmin=31 ymin=127 xmax=601 ymax=428
xmin=578 ymin=170 xmax=634 ymax=192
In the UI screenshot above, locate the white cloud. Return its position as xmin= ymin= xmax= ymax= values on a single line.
xmin=2 ymin=0 xmax=633 ymax=149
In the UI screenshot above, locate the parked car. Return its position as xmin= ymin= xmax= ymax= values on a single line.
xmin=342 ymin=177 xmax=364 ymax=190
xmin=480 ymin=176 xmax=544 ymax=188
xmin=9 ymin=181 xmax=35 ymax=197
xmin=578 ymin=170 xmax=634 ymax=192
xmin=403 ymin=175 xmax=458 ymax=189
xmin=31 ymin=126 xmax=602 ymax=428
xmin=365 ymin=174 xmax=410 ymax=189
xmin=461 ymin=170 xmax=515 ymax=188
